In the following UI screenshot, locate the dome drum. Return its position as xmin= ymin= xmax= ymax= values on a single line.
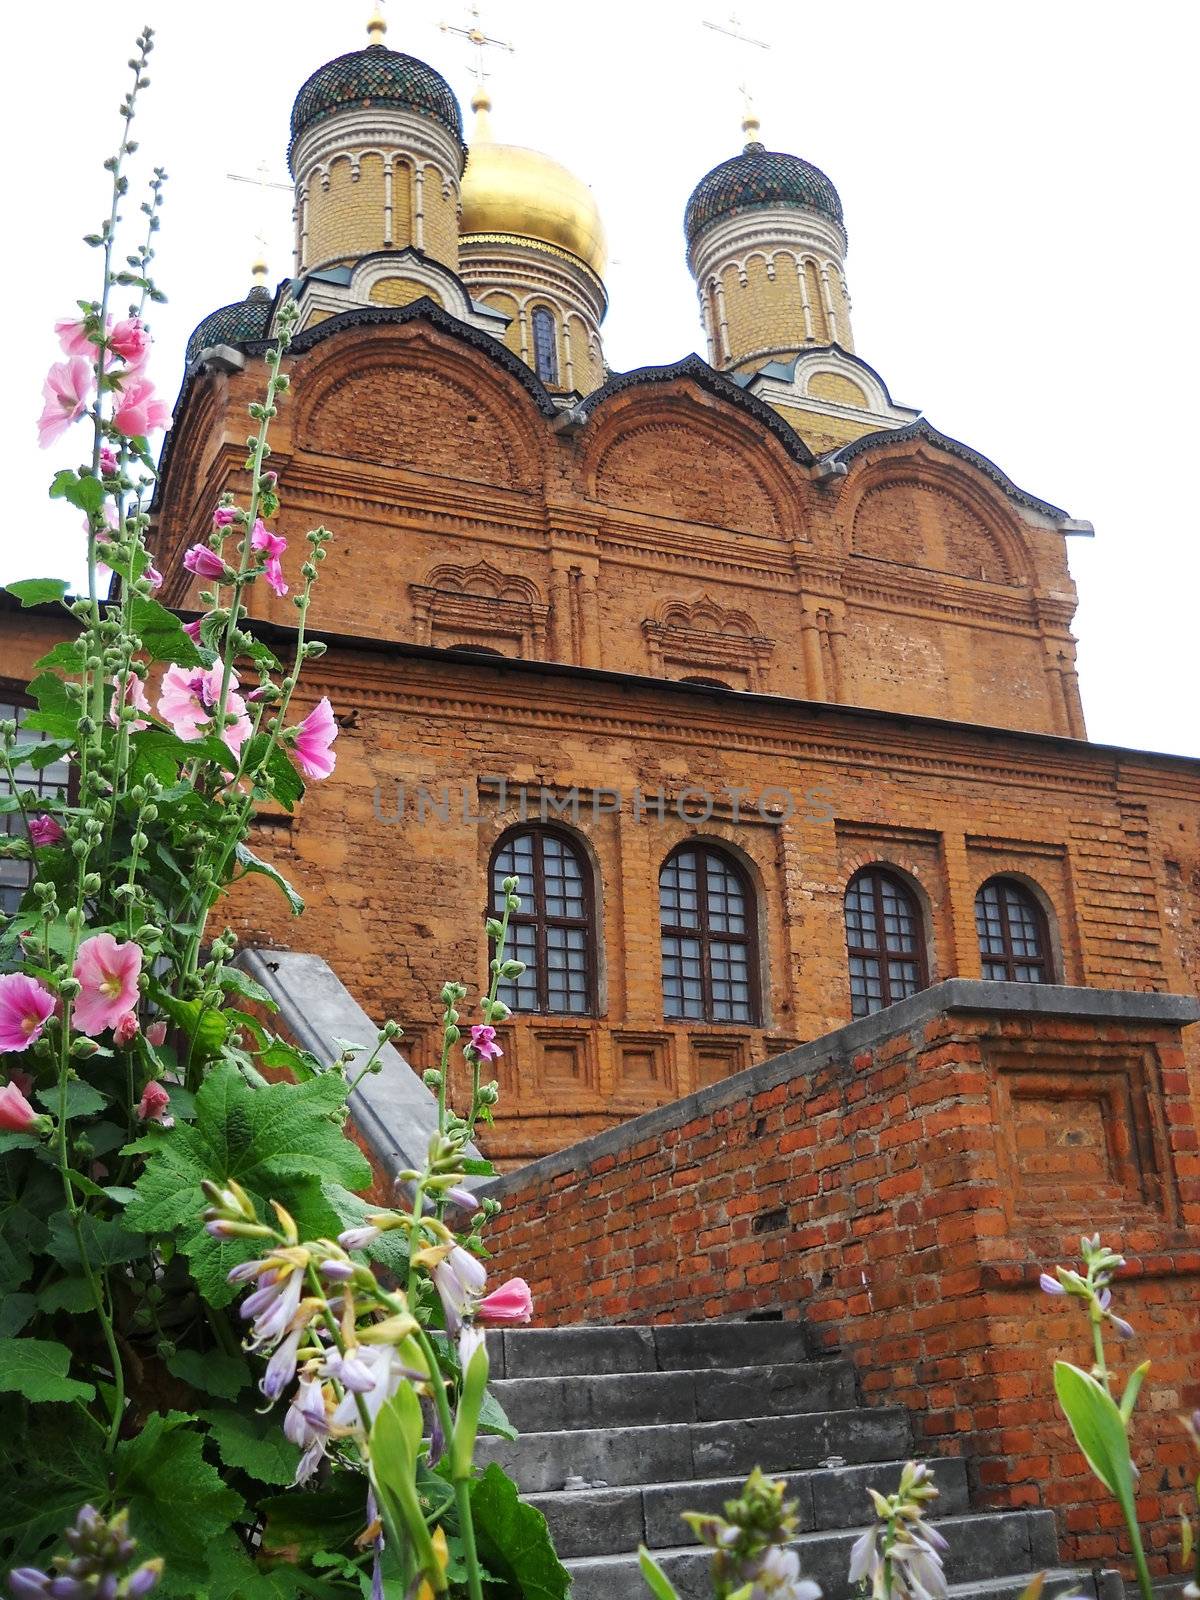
xmin=684 ymin=144 xmax=844 ymax=248
xmin=288 ymin=46 xmax=464 ymax=175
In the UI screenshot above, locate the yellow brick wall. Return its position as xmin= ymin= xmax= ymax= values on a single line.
xmin=807 ymin=371 xmax=867 ymax=407
xmin=419 ymin=167 xmax=460 ymax=272
xmin=479 ymin=290 xmax=522 ymax=360
xmin=306 ymin=153 xmax=387 ymax=267
xmin=368 ymin=277 xmax=444 ymax=309
xmin=770 ymin=402 xmax=874 ymax=451
xmin=720 ymin=256 xmax=806 ymax=365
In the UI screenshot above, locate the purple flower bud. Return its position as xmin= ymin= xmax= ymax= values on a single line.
xmin=445 ymin=1186 xmax=478 ymax=1213
xmin=125 ymin=1562 xmax=163 ymax=1598
xmin=95 ymin=1577 xmax=119 ymax=1600
xmin=1097 ymin=1287 xmax=1112 ymax=1311
xmin=8 ymin=1571 xmax=52 ymax=1599
xmin=320 ymin=1258 xmax=355 ymax=1282
xmin=227 ymin=1260 xmax=264 ymax=1284
xmin=1109 ymin=1314 xmax=1135 ymax=1340
xmin=337 ymin=1225 xmax=381 ymax=1252
xmin=1039 ymin=1272 xmax=1066 ymax=1295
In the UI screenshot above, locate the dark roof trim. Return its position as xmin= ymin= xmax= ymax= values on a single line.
xmin=573 ymin=352 xmax=816 ymax=466
xmin=240 ymin=296 xmax=560 ymax=418
xmin=830 ymin=418 xmax=1068 ymax=520
xmin=742 ymin=342 xmax=911 ymax=410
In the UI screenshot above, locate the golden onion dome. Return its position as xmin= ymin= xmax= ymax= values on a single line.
xmin=460 ymin=93 xmax=607 ymax=280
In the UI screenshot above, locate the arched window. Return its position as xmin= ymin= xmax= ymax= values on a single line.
xmin=660 ymin=844 xmax=758 ymax=1024
xmin=531 ymin=307 xmax=558 ymax=386
xmin=975 ymin=877 xmax=1052 ymax=983
xmin=1 ymin=688 xmax=71 ymax=919
xmin=679 ymin=675 xmax=733 ymax=690
xmin=844 ymin=867 xmax=928 ymax=1018
xmin=489 ymin=828 xmax=595 ymax=1014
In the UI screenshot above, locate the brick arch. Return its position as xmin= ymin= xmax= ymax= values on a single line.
xmin=424 ymin=558 xmax=542 ymax=606
xmin=841 ymin=454 xmax=1032 ymax=585
xmin=582 ymin=391 xmax=803 ymax=539
xmin=292 ymin=325 xmax=547 ymax=493
xmin=655 ymin=593 xmax=758 ymax=637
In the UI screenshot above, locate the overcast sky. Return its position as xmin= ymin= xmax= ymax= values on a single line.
xmin=6 ymin=1 xmax=1197 ymax=757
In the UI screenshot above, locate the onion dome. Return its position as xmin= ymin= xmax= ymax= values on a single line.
xmin=287 ymin=32 xmax=463 ymax=176
xmin=684 ymin=133 xmax=844 ymax=246
xmin=185 ymin=282 xmax=272 ymax=368
xmin=459 ymin=93 xmax=607 ymax=279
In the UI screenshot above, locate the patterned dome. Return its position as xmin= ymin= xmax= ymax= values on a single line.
xmin=684 ymin=143 xmax=844 ymax=244
xmin=185 ymin=287 xmax=273 ymax=368
xmin=288 ymin=45 xmax=463 ymax=172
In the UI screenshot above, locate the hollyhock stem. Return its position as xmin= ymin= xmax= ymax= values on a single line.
xmin=0 ymin=742 xmax=43 ymax=890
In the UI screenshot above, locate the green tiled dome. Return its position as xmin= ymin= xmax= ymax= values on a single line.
xmin=184 ymin=287 xmax=273 ymax=368
xmin=288 ymin=46 xmax=463 ymax=173
xmin=684 ymin=144 xmax=844 ymax=244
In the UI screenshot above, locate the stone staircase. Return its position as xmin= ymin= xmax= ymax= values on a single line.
xmin=478 ymin=1323 xmax=1094 ymax=1600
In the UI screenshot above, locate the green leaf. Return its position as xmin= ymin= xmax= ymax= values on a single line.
xmin=0 ymin=1405 xmax=108 ymax=1564
xmin=0 ymin=1294 xmax=36 ymax=1337
xmin=37 ymin=1077 xmax=108 ymax=1119
xmin=35 ymin=639 xmax=86 ymax=673
xmin=21 ymin=672 xmax=79 ymax=738
xmin=48 ymin=469 xmax=105 ymax=515
xmin=4 ymin=578 xmax=70 ymax=608
xmin=235 ymin=841 xmax=305 ymax=914
xmin=125 ymin=1062 xmax=371 ymax=1305
xmin=638 ymin=1547 xmax=682 ymax=1600
xmin=166 ymin=1347 xmax=250 ymax=1401
xmin=0 ymin=1131 xmax=43 ymax=1157
xmin=1053 ymin=1359 xmax=1138 ymax=1509
xmin=258 ymin=1036 xmax=322 ymax=1082
xmin=45 ymin=1210 xmax=148 ymax=1271
xmin=203 ymin=1538 xmax=312 ymax=1600
xmin=218 ymin=963 xmax=278 ymax=1009
xmin=36 ymin=1276 xmax=96 ymax=1315
xmin=0 ymin=1158 xmax=58 ymax=1292
xmin=0 ymin=1337 xmax=95 ymax=1402
xmin=155 ymin=991 xmax=230 ymax=1063
xmin=469 ymin=1462 xmax=571 ymax=1600
xmin=1119 ymin=1358 xmax=1151 ymax=1424
xmin=200 ymin=1405 xmax=302 ymax=1485
xmin=115 ymin=1411 xmax=245 ymax=1586
xmin=259 ymin=1472 xmax=368 ymax=1562
xmin=26 ymin=738 xmax=76 ymax=772
xmin=129 ymin=728 xmax=235 ymax=786
xmin=478 ymin=1383 xmax=519 ymax=1441
xmin=459 ymin=1157 xmax=497 ymax=1178
xmin=130 ymin=596 xmax=204 ymax=665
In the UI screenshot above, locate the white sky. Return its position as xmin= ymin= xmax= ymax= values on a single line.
xmin=5 ymin=0 xmax=1198 ymax=758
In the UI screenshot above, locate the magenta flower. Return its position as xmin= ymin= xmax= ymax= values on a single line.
xmin=432 ymin=1245 xmax=488 ymax=1334
xmin=476 ymin=1277 xmax=533 ymax=1325
xmin=212 ymin=505 xmax=237 ymax=529
xmin=0 ymin=974 xmax=56 ymax=1054
xmin=182 ymin=618 xmax=204 ymax=642
xmin=182 ymin=544 xmax=228 ymax=581
xmin=55 ymin=315 xmax=96 ymax=356
xmin=28 ymin=813 xmax=65 ymax=848
xmin=112 ymin=375 xmax=170 ymax=438
xmin=109 ymin=672 xmax=153 ymax=732
xmin=114 ymin=1011 xmax=141 ymax=1048
xmin=72 ymin=933 xmax=143 ymax=1036
xmin=145 ymin=563 xmax=163 ymax=592
xmin=290 ymin=697 xmax=338 ymax=780
xmin=109 ymin=316 xmax=151 ymax=371
xmin=0 ymin=1079 xmax=45 ymax=1131
xmin=251 ymin=518 xmax=288 ymax=597
xmin=157 ymin=663 xmax=251 ymax=756
xmin=38 ymin=357 xmax=93 ymax=447
xmin=468 ymin=1024 xmax=503 ymax=1061
xmin=136 ymin=1080 xmax=173 ymax=1126
xmin=99 ymin=444 xmax=119 ymax=476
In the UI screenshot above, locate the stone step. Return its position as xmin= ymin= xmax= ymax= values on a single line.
xmin=527 ymin=1456 xmax=971 ymax=1559
xmin=493 ymin=1321 xmax=811 ymax=1379
xmin=563 ymin=1510 xmax=1063 ymax=1600
xmin=476 ymin=1405 xmax=912 ymax=1493
xmin=490 ymin=1360 xmax=857 ymax=1431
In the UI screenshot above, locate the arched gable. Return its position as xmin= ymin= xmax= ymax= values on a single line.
xmin=291 ymin=319 xmax=549 ymax=494
xmin=580 ymin=381 xmax=807 ymax=540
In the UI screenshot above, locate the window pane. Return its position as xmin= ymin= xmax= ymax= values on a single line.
xmin=660 ymin=846 xmax=756 ymax=1024
xmin=974 ymin=878 xmax=1048 ymax=983
xmin=532 ymin=308 xmax=558 ymax=386
xmin=491 ymin=829 xmax=594 ymax=1016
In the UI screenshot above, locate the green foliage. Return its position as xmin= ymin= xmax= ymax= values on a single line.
xmin=130 ymin=595 xmax=205 ymax=665
xmin=200 ymin=1406 xmax=302 ymax=1486
xmin=166 ymin=1348 xmax=251 ymax=1400
xmin=115 ymin=1412 xmax=246 ymax=1590
xmin=638 ymin=1547 xmax=682 ymax=1600
xmin=0 ymin=1337 xmax=95 ymax=1403
xmin=235 ymin=841 xmax=305 ymax=913
xmin=4 ymin=577 xmax=71 ymax=607
xmin=469 ymin=1464 xmax=572 ymax=1600
xmin=1053 ymin=1361 xmax=1147 ymax=1560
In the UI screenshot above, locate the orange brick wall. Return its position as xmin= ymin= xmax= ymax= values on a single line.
xmin=480 ymin=990 xmax=1200 ymax=1570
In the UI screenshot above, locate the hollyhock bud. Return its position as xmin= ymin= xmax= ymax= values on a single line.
xmin=112 ymin=374 xmax=170 ymax=438
xmin=99 ymin=444 xmax=119 ymax=476
xmin=114 ymin=1011 xmax=140 ymax=1047
xmin=28 ymin=813 xmax=66 ymax=847
xmin=146 ymin=1019 xmax=168 ymax=1047
xmin=137 ymin=1079 xmax=172 ymax=1125
xmin=0 ymin=973 xmax=57 ymax=1054
xmin=145 ymin=563 xmax=163 ymax=592
xmin=0 ymin=1079 xmax=49 ymax=1133
xmin=182 ymin=618 xmax=204 ymax=642
xmin=212 ymin=505 xmax=237 ymax=529
xmin=182 ymin=544 xmax=228 ymax=581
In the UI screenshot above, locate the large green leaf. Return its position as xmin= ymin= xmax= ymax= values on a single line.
xmin=200 ymin=1406 xmax=302 ymax=1487
xmin=125 ymin=1062 xmax=372 ymax=1305
xmin=4 ymin=578 xmax=70 ymax=608
xmin=45 ymin=1210 xmax=148 ymax=1272
xmin=0 ymin=1157 xmax=58 ymax=1293
xmin=0 ymin=1336 xmax=95 ymax=1403
xmin=128 ymin=728 xmax=236 ymax=786
xmin=0 ymin=1404 xmax=108 ymax=1565
xmin=166 ymin=1347 xmax=251 ymax=1400
xmin=1053 ymin=1359 xmax=1138 ymax=1509
xmin=234 ymin=842 xmax=305 ymax=914
xmin=154 ymin=990 xmax=230 ymax=1064
xmin=258 ymin=1473 xmax=368 ymax=1563
xmin=130 ymin=596 xmax=205 ymax=666
xmin=0 ymin=1293 xmax=36 ymax=1336
xmin=203 ymin=1538 xmax=313 ymax=1600
xmin=639 ymin=1547 xmax=682 ymax=1600
xmin=115 ymin=1411 xmax=245 ymax=1588
xmin=469 ymin=1462 xmax=571 ymax=1600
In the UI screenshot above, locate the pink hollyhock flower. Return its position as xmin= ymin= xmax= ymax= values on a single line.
xmin=55 ymin=315 xmax=97 ymax=357
xmin=476 ymin=1278 xmax=533 ymax=1326
xmin=0 ymin=1080 xmax=46 ymax=1132
xmin=290 ymin=697 xmax=338 ymax=780
xmin=38 ymin=357 xmax=93 ymax=447
xmin=113 ymin=1011 xmax=140 ymax=1047
xmin=157 ymin=663 xmax=252 ymax=755
xmin=72 ymin=933 xmax=143 ymax=1037
xmin=183 ymin=544 xmax=227 ymax=581
xmin=145 ymin=563 xmax=163 ymax=591
xmin=112 ymin=374 xmax=170 ymax=438
xmin=28 ymin=813 xmax=65 ymax=847
xmin=212 ymin=505 xmax=237 ymax=529
xmin=250 ymin=518 xmax=288 ymax=597
xmin=137 ymin=1080 xmax=173 ymax=1126
xmin=0 ymin=974 xmax=56 ymax=1054
xmin=109 ymin=672 xmax=153 ymax=732
xmin=145 ymin=1019 xmax=168 ymax=1048
xmin=108 ymin=316 xmax=151 ymax=371
xmin=99 ymin=444 xmax=120 ymax=476
xmin=468 ymin=1024 xmax=503 ymax=1061
xmin=182 ymin=618 xmax=204 ymax=641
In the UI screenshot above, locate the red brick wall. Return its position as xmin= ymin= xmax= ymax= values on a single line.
xmin=483 ymin=985 xmax=1200 ymax=1569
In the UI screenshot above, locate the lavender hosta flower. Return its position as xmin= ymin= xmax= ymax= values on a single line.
xmin=431 ymin=1244 xmax=487 ymax=1333
xmin=746 ymin=1545 xmax=821 ymax=1600
xmin=849 ymin=1463 xmax=947 ymax=1600
xmin=322 ymin=1346 xmax=378 ymax=1393
xmin=260 ymin=1327 xmax=303 ymax=1401
xmin=9 ymin=1505 xmax=163 ymax=1599
xmin=284 ymin=1375 xmax=331 ymax=1484
xmin=337 ymin=1224 xmax=382 ymax=1252
xmin=240 ymin=1261 xmax=304 ymax=1350
xmin=320 ymin=1257 xmax=356 ymax=1283
xmin=1039 ymin=1272 xmax=1067 ymax=1296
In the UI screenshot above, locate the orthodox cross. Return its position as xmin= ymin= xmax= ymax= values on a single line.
xmin=438 ymin=3 xmax=514 ymax=95
xmin=225 ymin=159 xmax=292 ymax=281
xmin=702 ymin=12 xmax=771 ymax=132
